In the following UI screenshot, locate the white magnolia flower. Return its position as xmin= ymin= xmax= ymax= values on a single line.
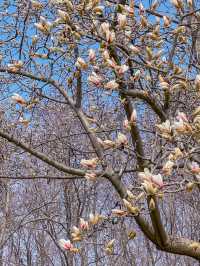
xmin=156 ymin=120 xmax=172 ymax=139
xmin=79 ymin=218 xmax=89 ymax=230
xmin=162 ymin=160 xmax=174 ymax=176
xmin=88 ymin=49 xmax=96 ymax=61
xmin=58 ymin=239 xmax=73 ymax=250
xmin=139 ymin=168 xmax=163 ymax=187
xmin=89 ymin=213 xmax=103 ymax=225
xmin=104 ymin=80 xmax=119 ymax=90
xmin=75 ymin=57 xmax=87 ymax=69
xmin=117 ymin=14 xmax=127 ymax=29
xmin=151 ymin=174 xmax=163 ymax=187
xmin=80 ymin=158 xmax=98 ymax=168
xmin=88 ymin=72 xmax=103 ymax=86
xmin=11 ymin=93 xmax=26 ymax=105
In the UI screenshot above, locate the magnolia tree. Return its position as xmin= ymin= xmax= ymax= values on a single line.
xmin=1 ymin=0 xmax=200 ymax=264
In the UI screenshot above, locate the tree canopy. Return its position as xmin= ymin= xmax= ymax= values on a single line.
xmin=0 ymin=0 xmax=200 ymax=265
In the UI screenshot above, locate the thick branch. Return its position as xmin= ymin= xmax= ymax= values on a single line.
xmin=147 ymin=196 xmax=168 ymax=247
xmin=124 ymin=90 xmax=166 ymax=122
xmin=0 ymin=130 xmax=85 ymax=177
xmin=108 ymin=48 xmax=146 ymax=169
xmin=0 ymin=175 xmax=84 ymax=180
xmin=105 ymin=171 xmax=156 ymax=243
xmin=163 ymin=236 xmax=200 ymax=260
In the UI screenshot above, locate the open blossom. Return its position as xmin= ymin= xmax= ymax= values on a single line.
xmin=190 ymin=161 xmax=200 ymax=174
xmin=11 ymin=93 xmax=26 ymax=105
xmin=139 ymin=168 xmax=163 ymax=188
xmin=104 ymin=80 xmax=119 ymax=90
xmin=80 ymin=158 xmax=98 ymax=169
xmin=151 ymin=174 xmax=164 ymax=187
xmin=80 ymin=218 xmax=89 ymax=230
xmin=88 ymin=72 xmax=103 ymax=86
xmin=117 ymin=13 xmax=127 ymax=29
xmin=59 ymin=239 xmax=73 ymax=251
xmin=138 ymin=168 xmax=152 ymax=182
xmin=75 ymin=57 xmax=87 ymax=69
xmin=156 ymin=120 xmax=172 ymax=139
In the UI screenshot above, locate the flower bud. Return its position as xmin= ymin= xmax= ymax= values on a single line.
xmin=149 ymin=198 xmax=156 ymax=211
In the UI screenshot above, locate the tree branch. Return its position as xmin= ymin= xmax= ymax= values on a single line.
xmin=124 ymin=90 xmax=166 ymax=122
xmin=0 ymin=129 xmax=85 ymax=177
xmin=0 ymin=67 xmax=104 ymax=160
